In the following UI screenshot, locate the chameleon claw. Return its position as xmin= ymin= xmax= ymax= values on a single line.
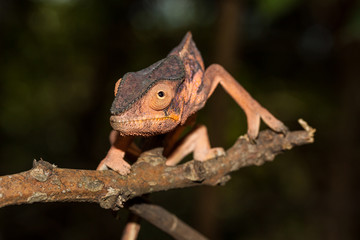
xmin=270 ymin=121 xmax=289 ymax=136
xmin=280 ymin=125 xmax=289 ymax=135
xmin=246 ymin=126 xmax=259 ymax=144
xmin=247 ymin=135 xmax=257 ymax=145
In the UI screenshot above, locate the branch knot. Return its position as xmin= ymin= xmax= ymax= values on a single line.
xmin=30 ymin=159 xmax=56 ymax=182
xmin=100 ymin=187 xmax=123 ymax=210
xmin=183 ymin=161 xmax=206 ymax=182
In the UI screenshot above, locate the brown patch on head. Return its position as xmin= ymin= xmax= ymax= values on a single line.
xmin=110 ymin=55 xmax=185 ymax=115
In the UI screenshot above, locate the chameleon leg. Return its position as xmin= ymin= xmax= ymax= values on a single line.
xmin=97 ymin=130 xmax=134 ymax=175
xmin=162 ymin=114 xmax=197 ymax=157
xmin=166 ymin=125 xmax=224 ymax=166
xmin=162 ymin=124 xmax=188 ymax=158
xmin=204 ymin=64 xmax=288 ymax=140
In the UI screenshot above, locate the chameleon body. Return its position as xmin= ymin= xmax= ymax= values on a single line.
xmin=98 ymin=32 xmax=287 ymax=174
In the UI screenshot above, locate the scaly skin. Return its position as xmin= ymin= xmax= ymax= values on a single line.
xmin=97 ymin=32 xmax=287 ymax=174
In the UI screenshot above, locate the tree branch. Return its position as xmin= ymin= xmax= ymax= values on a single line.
xmin=0 ymin=119 xmax=315 ymax=210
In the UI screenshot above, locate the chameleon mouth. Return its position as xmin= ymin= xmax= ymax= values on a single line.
xmin=110 ymin=115 xmax=179 ymax=134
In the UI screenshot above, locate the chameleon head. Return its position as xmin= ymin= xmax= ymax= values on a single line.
xmin=109 ymin=55 xmax=185 ymax=136
xmin=109 ymin=32 xmax=205 ymax=136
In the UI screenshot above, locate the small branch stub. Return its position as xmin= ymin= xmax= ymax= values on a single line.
xmin=298 ymin=118 xmax=316 ymax=141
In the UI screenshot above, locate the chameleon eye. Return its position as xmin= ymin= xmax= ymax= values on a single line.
xmin=114 ymin=78 xmax=122 ymax=96
xmin=157 ymin=91 xmax=165 ymax=99
xmin=149 ymin=83 xmax=174 ymax=111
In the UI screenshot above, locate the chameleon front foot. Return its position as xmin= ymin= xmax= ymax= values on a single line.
xmin=97 ymin=149 xmax=131 ymax=175
xmin=204 ymin=64 xmax=288 ymax=141
xmin=246 ymin=104 xmax=288 ymax=141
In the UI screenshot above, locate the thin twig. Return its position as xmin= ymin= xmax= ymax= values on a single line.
xmin=128 ymin=200 xmax=209 ymax=240
xmin=121 ymin=212 xmax=141 ymax=240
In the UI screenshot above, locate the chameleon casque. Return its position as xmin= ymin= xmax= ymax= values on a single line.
xmin=97 ymin=32 xmax=287 ymax=175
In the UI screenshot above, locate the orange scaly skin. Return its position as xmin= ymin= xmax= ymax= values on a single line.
xmin=97 ymin=32 xmax=288 ymax=175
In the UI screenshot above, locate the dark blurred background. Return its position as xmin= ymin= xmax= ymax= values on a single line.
xmin=1 ymin=0 xmax=359 ymax=239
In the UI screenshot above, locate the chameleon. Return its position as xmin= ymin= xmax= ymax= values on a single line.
xmin=97 ymin=32 xmax=288 ymax=175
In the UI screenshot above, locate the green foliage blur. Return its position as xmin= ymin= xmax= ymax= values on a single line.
xmin=1 ymin=0 xmax=359 ymax=239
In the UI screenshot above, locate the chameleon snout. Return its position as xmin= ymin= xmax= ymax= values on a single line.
xmin=109 ymin=115 xmax=123 ymax=131
xmin=110 ymin=113 xmax=180 ymax=136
